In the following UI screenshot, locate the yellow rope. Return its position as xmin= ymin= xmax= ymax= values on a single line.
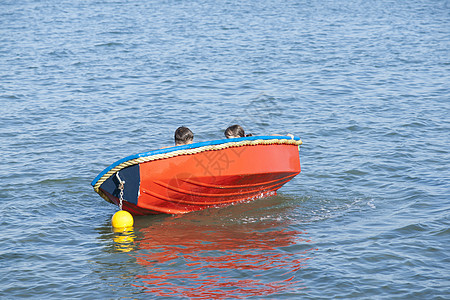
xmin=93 ymin=138 xmax=302 ymax=192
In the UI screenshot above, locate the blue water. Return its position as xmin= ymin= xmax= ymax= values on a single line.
xmin=1 ymin=0 xmax=449 ymax=298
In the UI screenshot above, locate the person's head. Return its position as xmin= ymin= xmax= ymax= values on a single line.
xmin=224 ymin=125 xmax=245 ymax=139
xmin=174 ymin=126 xmax=194 ymax=145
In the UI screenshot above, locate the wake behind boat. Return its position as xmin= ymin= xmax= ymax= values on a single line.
xmin=91 ymin=135 xmax=302 ymax=215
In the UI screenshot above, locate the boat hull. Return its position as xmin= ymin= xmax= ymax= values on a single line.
xmin=92 ymin=137 xmax=302 ymax=215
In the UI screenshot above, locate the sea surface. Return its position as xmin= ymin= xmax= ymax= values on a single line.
xmin=1 ymin=0 xmax=449 ymax=299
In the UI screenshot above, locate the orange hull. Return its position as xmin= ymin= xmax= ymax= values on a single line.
xmin=92 ymin=136 xmax=302 ymax=215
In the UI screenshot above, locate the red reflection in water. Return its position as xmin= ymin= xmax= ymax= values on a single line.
xmin=129 ymin=216 xmax=316 ymax=299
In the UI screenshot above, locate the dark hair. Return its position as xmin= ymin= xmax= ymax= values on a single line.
xmin=174 ymin=126 xmax=194 ymax=145
xmin=224 ymin=125 xmax=245 ymax=138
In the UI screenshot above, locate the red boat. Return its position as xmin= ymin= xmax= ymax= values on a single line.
xmin=91 ymin=136 xmax=302 ymax=215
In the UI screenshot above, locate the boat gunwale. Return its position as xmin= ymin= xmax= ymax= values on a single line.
xmin=91 ymin=135 xmax=302 ymax=191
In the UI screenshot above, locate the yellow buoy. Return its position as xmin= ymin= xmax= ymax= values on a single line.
xmin=111 ymin=210 xmax=134 ymax=228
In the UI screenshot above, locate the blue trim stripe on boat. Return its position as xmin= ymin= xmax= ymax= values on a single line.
xmin=91 ymin=135 xmax=301 ymax=187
